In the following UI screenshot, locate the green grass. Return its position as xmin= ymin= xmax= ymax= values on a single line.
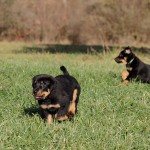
xmin=0 ymin=42 xmax=150 ymax=150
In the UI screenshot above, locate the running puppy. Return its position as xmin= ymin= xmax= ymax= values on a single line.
xmin=114 ymin=47 xmax=150 ymax=84
xmin=32 ymin=66 xmax=81 ymax=124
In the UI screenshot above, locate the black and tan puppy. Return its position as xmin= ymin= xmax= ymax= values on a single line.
xmin=32 ymin=66 xmax=81 ymax=124
xmin=115 ymin=46 xmax=150 ymax=84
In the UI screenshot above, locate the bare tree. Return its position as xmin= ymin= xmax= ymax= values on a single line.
xmin=0 ymin=0 xmax=150 ymax=46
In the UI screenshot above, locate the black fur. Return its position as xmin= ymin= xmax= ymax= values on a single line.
xmin=32 ymin=66 xmax=81 ymax=124
xmin=115 ymin=47 xmax=150 ymax=83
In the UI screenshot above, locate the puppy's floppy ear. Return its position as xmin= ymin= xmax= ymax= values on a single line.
xmin=125 ymin=47 xmax=132 ymax=54
xmin=31 ymin=74 xmax=57 ymax=86
xmin=45 ymin=76 xmax=57 ymax=84
xmin=32 ymin=76 xmax=37 ymax=87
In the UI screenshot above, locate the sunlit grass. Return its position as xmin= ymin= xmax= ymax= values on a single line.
xmin=0 ymin=42 xmax=149 ymax=150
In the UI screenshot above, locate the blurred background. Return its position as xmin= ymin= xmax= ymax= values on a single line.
xmin=0 ymin=0 xmax=150 ymax=47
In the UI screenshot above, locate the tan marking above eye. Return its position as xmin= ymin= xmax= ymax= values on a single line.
xmin=40 ymin=81 xmax=44 ymax=85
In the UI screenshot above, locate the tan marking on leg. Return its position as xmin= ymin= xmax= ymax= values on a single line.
xmin=57 ymin=115 xmax=68 ymax=121
xmin=122 ymin=70 xmax=129 ymax=80
xmin=47 ymin=114 xmax=53 ymax=125
xmin=41 ymin=104 xmax=47 ymax=109
xmin=72 ymin=89 xmax=78 ymax=102
xmin=47 ymin=104 xmax=60 ymax=109
xmin=69 ymin=103 xmax=76 ymax=115
xmin=68 ymin=89 xmax=78 ymax=116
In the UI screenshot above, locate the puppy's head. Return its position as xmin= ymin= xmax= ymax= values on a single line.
xmin=32 ymin=74 xmax=56 ymax=100
xmin=114 ymin=47 xmax=135 ymax=64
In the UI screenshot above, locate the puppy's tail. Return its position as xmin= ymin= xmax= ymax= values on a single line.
xmin=60 ymin=66 xmax=70 ymax=75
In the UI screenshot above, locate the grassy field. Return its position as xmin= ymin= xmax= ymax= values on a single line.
xmin=0 ymin=42 xmax=149 ymax=150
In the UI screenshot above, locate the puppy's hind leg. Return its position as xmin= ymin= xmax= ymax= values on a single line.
xmin=68 ymin=89 xmax=78 ymax=117
xmin=55 ymin=104 xmax=69 ymax=122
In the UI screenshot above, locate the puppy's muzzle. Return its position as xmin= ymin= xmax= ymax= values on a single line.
xmin=33 ymin=89 xmax=50 ymax=100
xmin=114 ymin=57 xmax=122 ymax=63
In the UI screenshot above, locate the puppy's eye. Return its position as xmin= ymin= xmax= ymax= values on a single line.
xmin=33 ymin=84 xmax=36 ymax=88
xmin=43 ymin=81 xmax=47 ymax=85
xmin=40 ymin=81 xmax=46 ymax=86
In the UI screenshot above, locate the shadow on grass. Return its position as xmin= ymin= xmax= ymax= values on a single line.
xmin=24 ymin=106 xmax=45 ymax=119
xmin=14 ymin=44 xmax=150 ymax=54
xmin=18 ymin=44 xmax=114 ymax=54
xmin=24 ymin=105 xmax=77 ymax=123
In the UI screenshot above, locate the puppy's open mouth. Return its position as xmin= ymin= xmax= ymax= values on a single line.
xmin=34 ymin=93 xmax=49 ymax=100
xmin=33 ymin=89 xmax=51 ymax=100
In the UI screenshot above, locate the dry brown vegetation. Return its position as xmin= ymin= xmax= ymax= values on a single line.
xmin=0 ymin=0 xmax=150 ymax=46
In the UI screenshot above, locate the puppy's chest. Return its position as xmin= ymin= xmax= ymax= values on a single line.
xmin=126 ymin=64 xmax=133 ymax=72
xmin=126 ymin=65 xmax=145 ymax=79
xmin=39 ymin=98 xmax=60 ymax=110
